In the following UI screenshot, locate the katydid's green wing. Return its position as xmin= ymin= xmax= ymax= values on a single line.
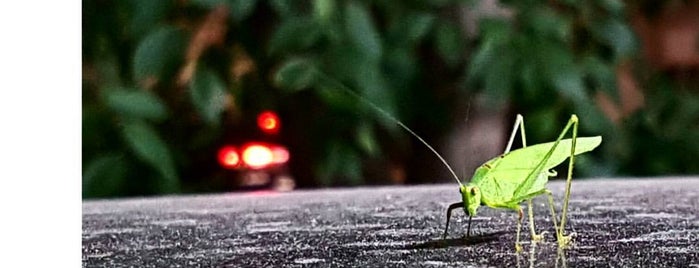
xmin=488 ymin=136 xmax=602 ymax=200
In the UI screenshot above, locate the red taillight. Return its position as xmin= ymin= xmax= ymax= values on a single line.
xmin=271 ymin=147 xmax=289 ymax=164
xmin=220 ymin=143 xmax=289 ymax=169
xmin=242 ymin=143 xmax=274 ymax=169
xmin=217 ymin=146 xmax=240 ymax=169
xmin=257 ymin=111 xmax=280 ymax=134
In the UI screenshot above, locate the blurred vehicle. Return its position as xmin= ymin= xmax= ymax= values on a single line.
xmin=216 ymin=110 xmax=295 ymax=191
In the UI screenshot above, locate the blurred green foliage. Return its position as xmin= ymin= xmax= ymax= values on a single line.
xmin=83 ymin=0 xmax=698 ymax=198
xmin=615 ymin=69 xmax=699 ymax=175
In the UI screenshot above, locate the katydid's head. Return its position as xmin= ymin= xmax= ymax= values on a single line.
xmin=460 ymin=185 xmax=481 ymax=217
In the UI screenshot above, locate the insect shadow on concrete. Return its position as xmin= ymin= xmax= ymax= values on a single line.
xmin=402 ymin=231 xmax=509 ymax=250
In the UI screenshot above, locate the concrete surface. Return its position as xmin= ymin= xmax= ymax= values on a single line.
xmin=83 ymin=177 xmax=699 ymax=267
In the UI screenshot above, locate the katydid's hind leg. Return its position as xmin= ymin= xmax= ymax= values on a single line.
xmin=443 ymin=202 xmax=464 ymax=239
xmin=546 ymin=190 xmax=573 ymax=248
xmin=533 ymin=115 xmax=579 ymax=248
xmin=527 ymin=199 xmax=547 ymax=242
xmin=558 ymin=115 xmax=579 ymax=248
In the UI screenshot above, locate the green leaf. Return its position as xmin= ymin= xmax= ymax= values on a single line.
xmin=597 ymin=0 xmax=626 ymax=17
xmin=575 ymin=100 xmax=613 ymax=134
xmin=384 ymin=47 xmax=417 ymax=90
xmin=520 ymin=62 xmax=541 ymax=98
xmin=229 ymin=0 xmax=258 ymax=21
xmin=422 ymin=0 xmax=453 ymax=7
xmin=269 ymin=0 xmax=297 ymax=18
xmin=581 ymin=56 xmax=618 ymax=101
xmin=189 ymin=67 xmax=227 ymax=126
xmin=83 ymin=153 xmax=128 ymax=198
xmin=390 ymin=12 xmax=435 ymax=46
xmin=543 ymin=45 xmax=587 ymax=104
xmin=526 ymin=7 xmax=571 ymax=42
xmin=191 ymin=0 xmax=257 ymax=21
xmin=94 ymin=49 xmax=122 ymax=86
xmin=344 ymin=1 xmax=382 ymax=61
xmin=351 ymin=61 xmax=398 ymax=129
xmin=356 ymin=123 xmax=379 ymax=156
xmin=313 ymin=0 xmax=336 ymax=23
xmin=482 ymin=47 xmax=514 ymax=106
xmin=467 ymin=19 xmax=510 ymax=84
xmin=322 ymin=43 xmax=366 ymax=81
xmin=128 ymin=0 xmax=172 ymax=38
xmin=274 ymin=58 xmax=318 ymax=91
xmin=434 ymin=21 xmax=464 ymax=67
xmin=133 ymin=26 xmax=186 ymax=83
xmin=190 ymin=0 xmax=223 ymax=8
xmin=317 ymin=141 xmax=363 ymax=186
xmin=121 ymin=120 xmax=179 ymax=193
xmin=268 ymin=17 xmax=322 ymax=55
xmin=190 ymin=0 xmax=258 ymax=20
xmin=528 ymin=108 xmax=559 ymax=140
xmin=103 ymin=86 xmax=168 ymax=121
xmin=315 ymin=84 xmax=360 ymax=112
xmin=592 ymin=18 xmax=637 ymax=60
xmin=466 ymin=38 xmax=495 ymax=84
xmin=479 ymin=18 xmax=511 ymax=44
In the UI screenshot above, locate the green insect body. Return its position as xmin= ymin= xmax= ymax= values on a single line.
xmin=462 ymin=137 xmax=601 ymax=218
xmin=321 ymin=74 xmax=602 ymax=252
xmin=443 ymin=114 xmax=602 ymax=252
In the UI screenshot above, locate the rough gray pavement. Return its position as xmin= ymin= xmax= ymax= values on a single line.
xmin=83 ymin=177 xmax=699 ymax=267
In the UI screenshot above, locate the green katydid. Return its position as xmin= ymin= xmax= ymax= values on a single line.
xmin=441 ymin=114 xmax=601 ymax=252
xmin=315 ymin=74 xmax=601 ymax=251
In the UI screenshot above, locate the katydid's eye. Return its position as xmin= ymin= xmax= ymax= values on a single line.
xmin=471 ymin=188 xmax=477 ymax=195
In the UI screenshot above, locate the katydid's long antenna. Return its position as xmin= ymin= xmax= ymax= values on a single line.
xmin=316 ymin=73 xmax=463 ymax=186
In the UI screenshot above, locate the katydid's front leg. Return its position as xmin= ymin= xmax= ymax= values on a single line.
xmin=515 ymin=206 xmax=524 ymax=253
xmin=528 ymin=199 xmax=546 ymax=242
xmin=507 ymin=115 xmax=525 ymax=253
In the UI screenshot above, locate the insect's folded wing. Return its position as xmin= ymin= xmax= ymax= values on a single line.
xmin=497 ymin=136 xmax=602 ymax=172
xmin=495 ymin=136 xmax=601 ymax=199
xmin=487 ymin=168 xmax=548 ymax=201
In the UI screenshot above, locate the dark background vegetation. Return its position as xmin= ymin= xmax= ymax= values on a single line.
xmin=83 ymin=0 xmax=699 ymax=198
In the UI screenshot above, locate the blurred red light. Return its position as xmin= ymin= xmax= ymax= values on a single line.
xmin=220 ymin=143 xmax=289 ymax=170
xmin=257 ymin=111 xmax=280 ymax=134
xmin=217 ymin=146 xmax=240 ymax=169
xmin=242 ymin=143 xmax=274 ymax=169
xmin=272 ymin=147 xmax=290 ymax=164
